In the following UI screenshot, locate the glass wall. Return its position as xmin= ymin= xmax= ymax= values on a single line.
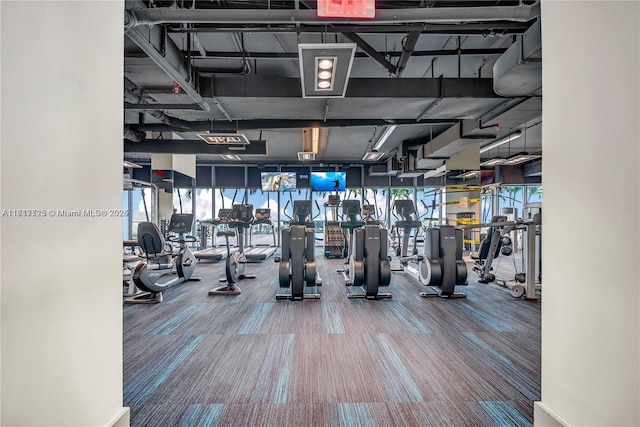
xmin=246 ymin=189 xmax=278 ymax=247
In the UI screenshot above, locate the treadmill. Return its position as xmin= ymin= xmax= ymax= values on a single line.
xmin=245 ymin=208 xmax=277 ymax=262
xmin=194 ymin=208 xmax=239 ymax=262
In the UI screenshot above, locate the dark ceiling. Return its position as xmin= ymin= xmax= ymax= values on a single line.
xmin=123 ymin=0 xmax=542 ymax=178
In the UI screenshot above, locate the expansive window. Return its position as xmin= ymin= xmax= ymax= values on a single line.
xmin=246 ymin=189 xmax=278 ymax=247
xmin=172 ymin=188 xmax=193 ymax=214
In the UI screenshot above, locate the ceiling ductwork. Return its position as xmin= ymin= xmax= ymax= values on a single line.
xmin=124 ymin=4 xmax=541 ymax=28
xmin=415 ymin=120 xmax=497 ymax=170
xmin=493 ymin=19 xmax=542 ymax=96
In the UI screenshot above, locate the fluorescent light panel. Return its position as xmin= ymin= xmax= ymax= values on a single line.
xmin=297 ymin=152 xmax=316 ymax=161
xmin=362 ymin=151 xmax=385 ymax=161
xmin=311 ymin=127 xmax=319 ymax=153
xmin=455 ymin=170 xmax=480 ymax=179
xmin=123 ymin=160 xmax=143 ymax=168
xmin=501 ymin=152 xmax=541 ymax=165
xmin=372 ymin=125 xmax=397 ymax=151
xmin=220 ymin=154 xmax=241 ymax=161
xmin=480 ymin=157 xmax=505 ymax=167
xmin=479 ymin=131 xmax=522 ymax=153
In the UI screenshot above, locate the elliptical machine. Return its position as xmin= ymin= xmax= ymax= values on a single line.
xmin=209 ymin=204 xmax=256 ymax=296
xmin=339 ymin=199 xmax=392 ymax=299
xmin=126 ymin=213 xmax=201 ymax=304
xmin=392 ymin=199 xmax=467 ymax=299
xmin=275 ymin=200 xmax=322 ymax=300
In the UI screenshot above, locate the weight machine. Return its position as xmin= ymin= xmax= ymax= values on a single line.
xmin=465 ymin=211 xmax=542 ymax=299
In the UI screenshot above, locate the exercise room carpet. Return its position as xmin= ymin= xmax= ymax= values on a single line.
xmin=123 ymin=256 xmax=541 ymax=426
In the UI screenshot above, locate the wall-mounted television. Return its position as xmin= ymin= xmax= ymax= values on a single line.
xmin=260 ymin=171 xmax=297 ymax=192
xmin=310 ymin=171 xmax=346 ymax=192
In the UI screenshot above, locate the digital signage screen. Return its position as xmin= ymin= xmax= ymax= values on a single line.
xmin=310 ymin=171 xmax=346 ymax=192
xmin=260 ymin=172 xmax=297 ymax=192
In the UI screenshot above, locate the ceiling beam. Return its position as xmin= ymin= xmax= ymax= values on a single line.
xmin=197 ymin=77 xmax=500 ymax=99
xmin=124 ymin=139 xmax=268 ymax=155
xmin=125 ymin=4 xmax=541 ymax=27
xmin=342 ymin=32 xmax=396 ymax=74
xmin=129 ymin=119 xmax=458 ymax=133
xmin=165 ymin=22 xmax=531 ymax=35
xmin=144 ymin=48 xmax=507 ymax=60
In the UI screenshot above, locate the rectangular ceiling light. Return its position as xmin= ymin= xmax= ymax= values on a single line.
xmin=197 ymin=133 xmax=250 ymax=145
xmin=372 ymin=125 xmax=397 ymax=151
xmin=299 ymin=43 xmax=357 ymax=98
xmin=297 ymin=152 xmax=316 ymax=161
xmin=501 ymin=152 xmax=541 ymax=166
xmin=480 ymin=157 xmax=505 ymax=167
xmin=123 ymin=160 xmax=143 ymax=168
xmin=220 ymin=154 xmax=241 ymax=161
xmin=454 ymin=170 xmax=480 ymax=179
xmin=311 ymin=127 xmax=320 ymax=153
xmin=362 ymin=151 xmax=385 ymax=161
xmin=479 ymin=131 xmax=522 ymax=153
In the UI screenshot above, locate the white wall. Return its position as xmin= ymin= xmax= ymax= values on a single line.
xmin=536 ymin=1 xmax=639 ymax=426
xmin=0 ymin=1 xmax=128 ymax=426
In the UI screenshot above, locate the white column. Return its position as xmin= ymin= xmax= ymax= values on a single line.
xmin=536 ymin=1 xmax=639 ymax=426
xmin=1 ymin=1 xmax=128 ymax=426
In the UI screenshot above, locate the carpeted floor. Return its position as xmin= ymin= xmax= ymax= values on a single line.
xmin=124 ymin=254 xmax=540 ymax=426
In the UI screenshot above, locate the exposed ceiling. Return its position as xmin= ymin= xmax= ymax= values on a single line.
xmin=123 ymin=0 xmax=542 ymax=177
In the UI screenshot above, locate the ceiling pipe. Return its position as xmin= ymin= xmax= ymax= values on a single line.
xmin=394 ymin=31 xmax=421 ymax=77
xmin=124 ymin=79 xmax=198 ymax=126
xmin=167 ymin=22 xmax=531 ymax=35
xmin=130 ymin=118 xmax=458 ymax=133
xmin=124 ymin=127 xmax=146 ymax=142
xmin=158 ymin=48 xmax=507 ymax=60
xmin=125 ymin=25 xmax=216 ymax=115
xmin=125 ymin=3 xmax=540 ymax=28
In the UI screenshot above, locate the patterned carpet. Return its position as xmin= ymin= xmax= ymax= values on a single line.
xmin=124 ymin=254 xmax=540 ymax=426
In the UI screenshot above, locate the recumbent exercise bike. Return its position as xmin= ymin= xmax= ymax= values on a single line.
xmin=126 ymin=213 xmax=201 ymax=304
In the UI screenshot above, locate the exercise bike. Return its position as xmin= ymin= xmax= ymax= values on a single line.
xmin=125 ymin=213 xmax=201 ymax=304
xmin=339 ymin=199 xmax=392 ymax=299
xmin=392 ymin=199 xmax=467 ymax=299
xmin=275 ymin=200 xmax=322 ymax=300
xmin=209 ymin=204 xmax=256 ymax=295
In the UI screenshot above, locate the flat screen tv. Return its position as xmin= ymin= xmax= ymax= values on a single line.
xmin=260 ymin=171 xmax=297 ymax=192
xmin=310 ymin=171 xmax=346 ymax=192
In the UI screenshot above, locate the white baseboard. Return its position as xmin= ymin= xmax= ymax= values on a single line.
xmin=106 ymin=407 xmax=130 ymax=427
xmin=534 ymin=401 xmax=568 ymax=427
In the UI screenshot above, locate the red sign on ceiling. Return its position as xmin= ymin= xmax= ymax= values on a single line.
xmin=317 ymin=0 xmax=376 ymax=19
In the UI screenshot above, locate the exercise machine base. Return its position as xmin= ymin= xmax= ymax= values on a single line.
xmin=124 ymin=291 xmax=163 ymax=304
xmin=208 ymin=285 xmax=241 ymax=295
xmin=419 ymin=291 xmax=466 ymax=299
xmin=347 ymin=289 xmax=392 ymax=300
